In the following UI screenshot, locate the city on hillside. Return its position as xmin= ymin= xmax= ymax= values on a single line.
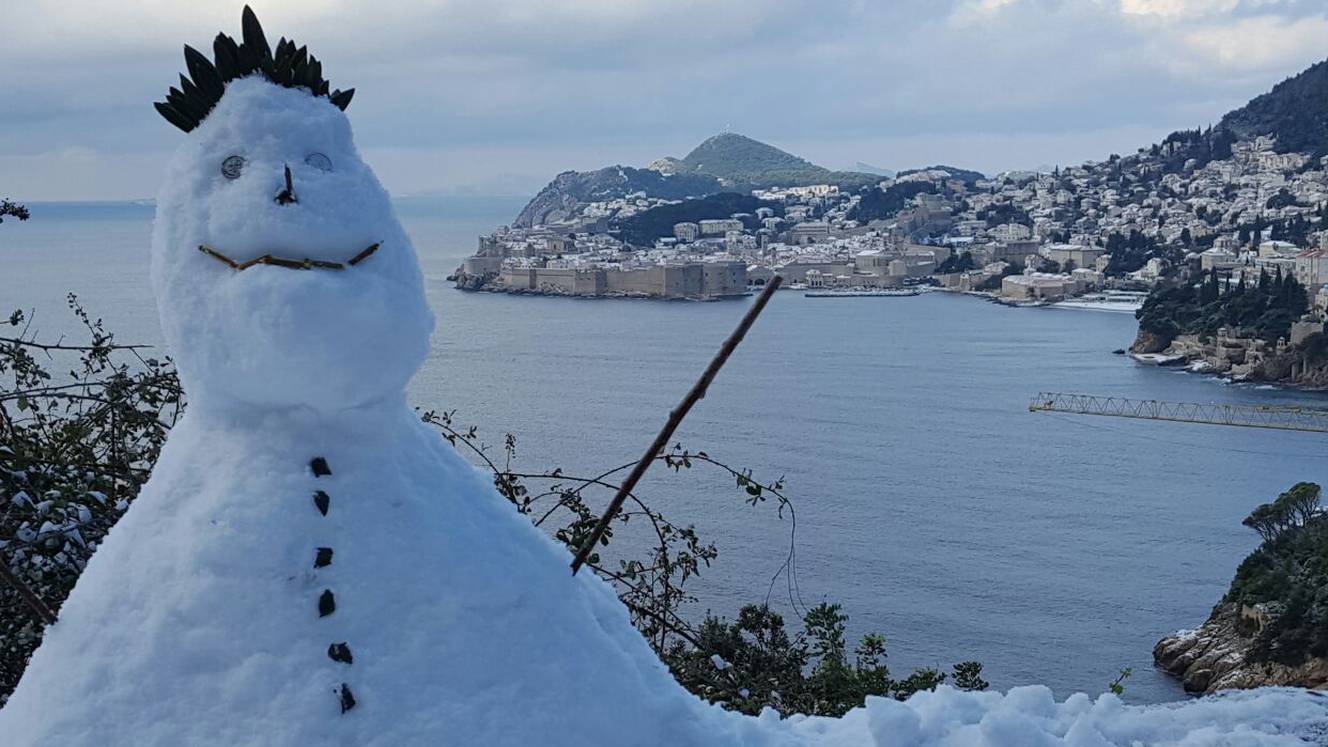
xmin=455 ymin=133 xmax=1328 ymax=311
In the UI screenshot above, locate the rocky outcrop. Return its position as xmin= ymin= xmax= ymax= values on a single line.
xmin=1128 ymin=326 xmax=1328 ymax=387
xmin=450 ymin=271 xmax=493 ymax=292
xmin=1154 ymin=603 xmax=1328 ymax=694
xmin=1129 ymin=327 xmax=1172 ymax=354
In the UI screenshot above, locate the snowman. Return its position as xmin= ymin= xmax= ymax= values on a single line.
xmin=2 ymin=8 xmax=1327 ymax=746
xmin=0 ymin=8 xmax=767 ymax=746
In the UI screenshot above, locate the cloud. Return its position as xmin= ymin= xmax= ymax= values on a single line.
xmin=950 ymin=0 xmax=1023 ymax=25
xmin=2 ymin=0 xmax=1326 ymax=200
xmin=1180 ymin=14 xmax=1328 ymax=74
xmin=1119 ymin=0 xmax=1240 ymax=18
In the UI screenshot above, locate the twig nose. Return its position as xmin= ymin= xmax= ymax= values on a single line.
xmin=275 ymin=164 xmax=298 ymax=205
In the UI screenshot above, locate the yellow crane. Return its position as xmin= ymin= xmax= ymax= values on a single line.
xmin=1029 ymin=392 xmax=1328 ymax=434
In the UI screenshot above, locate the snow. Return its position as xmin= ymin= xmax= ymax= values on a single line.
xmin=147 ymin=77 xmax=433 ymax=414
xmin=1051 ymin=300 xmax=1143 ymax=314
xmin=3 ymin=76 xmax=1328 ymax=745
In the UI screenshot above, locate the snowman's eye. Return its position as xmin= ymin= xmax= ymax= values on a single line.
xmin=220 ymin=155 xmax=245 ymax=180
xmin=305 ymin=153 xmax=333 ymax=172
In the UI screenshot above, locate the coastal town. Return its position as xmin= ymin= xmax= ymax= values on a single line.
xmin=453 ymin=134 xmax=1328 ymax=315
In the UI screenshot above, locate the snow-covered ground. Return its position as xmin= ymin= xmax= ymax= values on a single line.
xmin=1052 ymin=292 xmax=1147 ymax=314
xmin=3 ymin=73 xmax=1328 ymax=746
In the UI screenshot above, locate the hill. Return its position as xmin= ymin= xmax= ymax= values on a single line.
xmin=670 ymin=133 xmax=877 ymax=190
xmin=514 ymin=166 xmax=721 ymax=228
xmin=513 ymin=133 xmax=885 ymax=226
xmin=1219 ymin=59 xmax=1328 ymax=156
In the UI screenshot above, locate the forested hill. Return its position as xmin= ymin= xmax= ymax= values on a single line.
xmin=670 ymin=133 xmax=877 ymax=190
xmin=1219 ymin=58 xmax=1328 ymax=156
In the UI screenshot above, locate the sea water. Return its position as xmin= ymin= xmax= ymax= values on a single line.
xmin=4 ymin=198 xmax=1326 ymax=703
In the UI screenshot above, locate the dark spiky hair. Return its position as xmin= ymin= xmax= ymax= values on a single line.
xmin=154 ymin=6 xmax=354 ymax=133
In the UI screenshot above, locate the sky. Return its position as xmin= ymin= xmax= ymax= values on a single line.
xmin=1 ymin=0 xmax=1326 ymax=201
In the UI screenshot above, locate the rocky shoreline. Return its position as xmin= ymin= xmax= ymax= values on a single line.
xmin=1154 ymin=603 xmax=1328 ymax=694
xmin=1129 ymin=325 xmax=1328 ymax=388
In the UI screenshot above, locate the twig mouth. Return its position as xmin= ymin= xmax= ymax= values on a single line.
xmin=198 ymin=243 xmax=380 ymax=271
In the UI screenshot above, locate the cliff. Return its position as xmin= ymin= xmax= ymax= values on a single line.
xmin=1157 ymin=484 xmax=1328 ymax=693
xmin=1155 ymin=604 xmax=1328 ymax=694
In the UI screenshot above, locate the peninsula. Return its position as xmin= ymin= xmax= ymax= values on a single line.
xmin=453 ymin=60 xmax=1328 ymax=317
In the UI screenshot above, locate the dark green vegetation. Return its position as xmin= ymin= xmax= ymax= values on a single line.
xmin=1103 ymin=230 xmax=1177 ymax=276
xmin=1 ymin=295 xmax=983 ymax=714
xmin=1227 ymin=483 xmax=1328 ymax=666
xmin=665 ymin=603 xmax=986 ymax=717
xmin=1133 ymin=58 xmax=1328 ymax=178
xmin=977 ymin=202 xmax=1031 ymax=228
xmin=1 ymin=300 xmax=183 ymax=704
xmin=848 ymin=181 xmax=937 ymax=223
xmin=934 ymin=251 xmax=976 ymax=274
xmin=975 ymin=263 xmax=1021 ymax=292
xmin=614 ymin=193 xmax=780 ymax=247
xmin=670 ymin=133 xmax=878 ymax=191
xmin=1148 ymin=127 xmax=1237 ymax=176
xmin=1135 ymin=268 xmax=1307 ymax=343
xmin=1219 ymin=59 xmax=1328 ymax=157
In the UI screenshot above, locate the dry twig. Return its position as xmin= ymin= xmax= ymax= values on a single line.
xmin=570 ymin=276 xmax=783 ymax=574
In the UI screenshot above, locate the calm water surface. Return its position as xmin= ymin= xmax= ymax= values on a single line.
xmin=4 ymin=199 xmax=1326 ymax=704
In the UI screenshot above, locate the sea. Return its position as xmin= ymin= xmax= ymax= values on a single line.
xmin=4 ymin=197 xmax=1327 ymax=705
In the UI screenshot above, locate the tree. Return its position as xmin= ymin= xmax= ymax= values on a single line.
xmin=1241 ymin=483 xmax=1321 ymax=543
xmin=664 ymin=602 xmax=985 ymax=718
xmin=0 ymin=199 xmax=28 ymax=224
xmin=935 ymin=251 xmax=976 ymax=274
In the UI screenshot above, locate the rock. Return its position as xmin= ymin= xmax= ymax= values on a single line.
xmin=1154 ymin=603 xmax=1328 ymax=694
xmin=1129 ymin=327 xmax=1173 ymax=354
xmin=451 ymin=271 xmax=494 ymax=292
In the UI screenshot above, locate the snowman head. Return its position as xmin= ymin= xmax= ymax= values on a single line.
xmin=150 ymin=8 xmax=433 ymax=414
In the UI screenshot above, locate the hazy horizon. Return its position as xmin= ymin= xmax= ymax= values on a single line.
xmin=3 ymin=0 xmax=1327 ymax=202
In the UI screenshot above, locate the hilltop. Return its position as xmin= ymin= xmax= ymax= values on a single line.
xmin=664 ymin=133 xmax=878 ymax=191
xmin=512 ymin=133 xmax=884 ymax=227
xmin=1219 ymin=60 xmax=1328 ymax=156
